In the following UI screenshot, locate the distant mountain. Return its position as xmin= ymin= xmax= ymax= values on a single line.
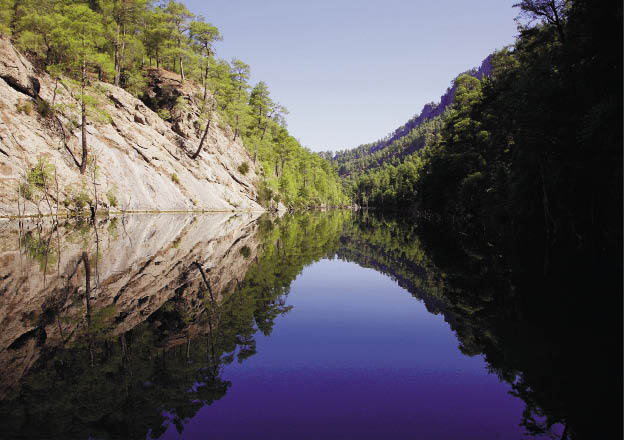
xmin=332 ymin=55 xmax=492 ymax=177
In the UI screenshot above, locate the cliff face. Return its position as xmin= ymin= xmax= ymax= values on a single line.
xmin=0 ymin=35 xmax=262 ymax=215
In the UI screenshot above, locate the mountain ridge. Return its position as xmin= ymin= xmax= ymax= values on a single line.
xmin=331 ymin=55 xmax=492 ymax=177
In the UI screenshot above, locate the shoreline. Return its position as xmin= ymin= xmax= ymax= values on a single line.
xmin=0 ymin=209 xmax=268 ymax=220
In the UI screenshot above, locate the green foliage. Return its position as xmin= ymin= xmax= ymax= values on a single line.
xmin=20 ymin=157 xmax=55 ymax=202
xmin=64 ymin=184 xmax=91 ymax=214
xmin=27 ymin=157 xmax=54 ymax=188
xmin=240 ymin=245 xmax=250 ymax=258
xmin=340 ymin=117 xmax=440 ymax=208
xmin=73 ymin=191 xmax=90 ymax=213
xmin=15 ymin=100 xmax=33 ymax=115
xmin=256 ymin=179 xmax=276 ymax=208
xmin=107 ymin=216 xmax=119 ymax=236
xmin=121 ymin=68 xmax=148 ymax=97
xmin=20 ymin=231 xmax=58 ymax=272
xmin=172 ymin=95 xmax=189 ymax=119
xmin=36 ymin=98 xmax=53 ymax=117
xmin=171 ymin=172 xmax=180 ymax=184
xmin=157 ymin=108 xmax=171 ymax=120
xmin=18 ymin=182 xmax=33 ymax=201
xmin=0 ymin=0 xmax=13 ymax=35
xmin=237 ymin=162 xmax=249 ymax=175
xmin=106 ymin=188 xmax=118 ymax=208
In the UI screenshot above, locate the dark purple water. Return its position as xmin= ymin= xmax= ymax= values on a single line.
xmin=160 ymin=259 xmax=539 ymax=440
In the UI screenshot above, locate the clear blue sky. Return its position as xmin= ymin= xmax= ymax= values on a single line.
xmin=185 ymin=0 xmax=519 ymax=151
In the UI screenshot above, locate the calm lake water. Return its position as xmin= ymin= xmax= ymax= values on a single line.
xmin=161 ymin=259 xmax=526 ymax=440
xmin=0 ymin=212 xmax=576 ymax=439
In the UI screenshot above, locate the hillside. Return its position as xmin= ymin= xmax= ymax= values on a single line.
xmin=0 ymin=35 xmax=261 ymax=215
xmin=332 ymin=56 xmax=491 ymax=178
xmin=0 ymin=0 xmax=348 ymax=215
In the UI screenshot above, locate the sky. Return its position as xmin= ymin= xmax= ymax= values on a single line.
xmin=185 ymin=0 xmax=519 ymax=152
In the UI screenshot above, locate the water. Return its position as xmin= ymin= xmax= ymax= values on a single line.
xmin=0 ymin=212 xmax=594 ymax=439
xmin=163 ymin=259 xmax=525 ymax=440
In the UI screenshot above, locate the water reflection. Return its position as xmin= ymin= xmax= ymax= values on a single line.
xmin=0 ymin=213 xmax=270 ymax=439
xmin=0 ymin=211 xmax=615 ymax=439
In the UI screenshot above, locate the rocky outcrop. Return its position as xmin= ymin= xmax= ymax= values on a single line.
xmin=0 ymin=37 xmax=39 ymax=98
xmin=0 ymin=212 xmax=262 ymax=398
xmin=0 ymin=35 xmax=262 ymax=215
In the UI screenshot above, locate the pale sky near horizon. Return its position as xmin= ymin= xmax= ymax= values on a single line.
xmin=185 ymin=0 xmax=519 ymax=151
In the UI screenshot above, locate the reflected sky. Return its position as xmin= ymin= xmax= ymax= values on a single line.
xmin=163 ymin=259 xmax=527 ymax=440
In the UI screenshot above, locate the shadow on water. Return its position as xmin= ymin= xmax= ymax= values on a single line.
xmin=0 ymin=210 xmax=619 ymax=439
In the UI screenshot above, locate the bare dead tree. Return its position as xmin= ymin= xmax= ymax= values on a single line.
xmin=55 ymin=115 xmax=81 ymax=169
xmin=193 ymin=261 xmax=215 ymax=304
xmin=233 ymin=114 xmax=239 ymax=141
xmin=88 ymin=150 xmax=99 ymax=222
xmin=191 ymin=100 xmax=216 ymax=159
xmin=16 ymin=183 xmax=21 ymax=221
xmin=92 ymin=214 xmax=101 ymax=297
xmin=38 ymin=160 xmax=54 ymax=217
xmin=53 ymin=166 xmax=60 ymax=224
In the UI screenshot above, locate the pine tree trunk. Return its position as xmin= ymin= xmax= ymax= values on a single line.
xmin=82 ymin=252 xmax=91 ymax=315
xmin=120 ymin=24 xmax=126 ymax=76
xmin=192 ymin=118 xmax=211 ymax=159
xmin=10 ymin=1 xmax=18 ymax=34
xmin=80 ymin=58 xmax=88 ymax=175
xmin=52 ymin=79 xmax=58 ymax=108
xmin=114 ymin=25 xmax=121 ymax=87
xmin=202 ymin=63 xmax=209 ymax=109
xmin=180 ymin=56 xmax=185 ymax=82
xmin=114 ymin=46 xmax=120 ymax=86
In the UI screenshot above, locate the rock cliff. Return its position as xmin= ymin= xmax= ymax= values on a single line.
xmin=0 ymin=35 xmax=262 ymax=215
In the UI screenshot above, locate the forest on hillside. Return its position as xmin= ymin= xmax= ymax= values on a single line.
xmin=331 ymin=55 xmax=492 ymax=179
xmin=339 ymin=0 xmax=621 ymax=277
xmin=0 ymin=0 xmax=348 ymax=209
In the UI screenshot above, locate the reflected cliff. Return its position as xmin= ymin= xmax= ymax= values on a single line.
xmin=0 ymin=212 xmax=349 ymax=439
xmin=0 ymin=211 xmax=616 ymax=439
xmin=0 ymin=213 xmax=268 ymax=439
